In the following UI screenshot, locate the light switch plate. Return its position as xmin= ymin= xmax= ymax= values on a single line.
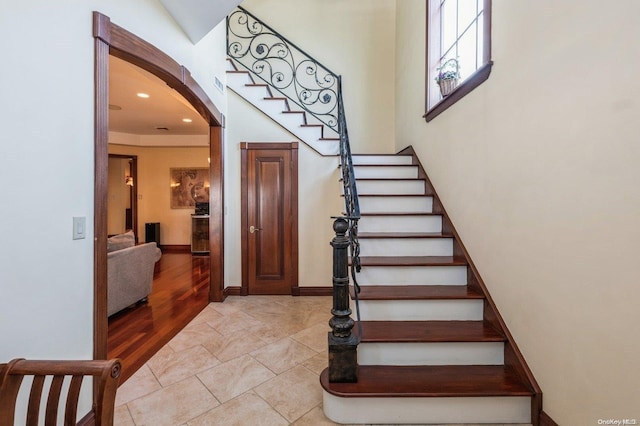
xmin=73 ymin=217 xmax=86 ymax=240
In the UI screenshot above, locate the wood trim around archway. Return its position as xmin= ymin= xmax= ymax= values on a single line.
xmin=93 ymin=11 xmax=225 ymax=364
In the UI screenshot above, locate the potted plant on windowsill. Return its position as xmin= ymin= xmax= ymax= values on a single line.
xmin=435 ymin=58 xmax=460 ymax=97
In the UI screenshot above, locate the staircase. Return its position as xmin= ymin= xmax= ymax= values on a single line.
xmin=320 ymin=149 xmax=542 ymax=425
xmin=224 ymin=7 xmax=543 ymax=424
xmin=226 ymin=6 xmax=340 ymax=156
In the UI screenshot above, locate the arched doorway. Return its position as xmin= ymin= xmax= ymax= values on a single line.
xmin=92 ymin=12 xmax=225 ymax=366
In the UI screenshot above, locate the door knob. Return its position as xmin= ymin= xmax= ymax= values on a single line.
xmin=249 ymin=225 xmax=262 ymax=233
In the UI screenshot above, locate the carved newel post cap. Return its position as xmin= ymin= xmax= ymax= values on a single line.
xmin=333 ymin=218 xmax=348 ymax=235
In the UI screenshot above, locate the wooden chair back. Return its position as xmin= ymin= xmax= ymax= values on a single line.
xmin=0 ymin=358 xmax=121 ymax=426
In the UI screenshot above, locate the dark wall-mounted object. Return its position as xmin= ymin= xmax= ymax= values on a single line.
xmin=145 ymin=222 xmax=160 ymax=246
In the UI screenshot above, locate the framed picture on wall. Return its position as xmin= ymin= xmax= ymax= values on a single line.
xmin=170 ymin=167 xmax=210 ymax=209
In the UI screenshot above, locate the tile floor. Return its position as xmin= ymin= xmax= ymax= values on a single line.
xmin=114 ymin=295 xmax=336 ymax=426
xmin=113 ymin=295 xmax=530 ymax=426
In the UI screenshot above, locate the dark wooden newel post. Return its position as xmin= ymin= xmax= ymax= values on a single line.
xmin=328 ymin=217 xmax=358 ymax=382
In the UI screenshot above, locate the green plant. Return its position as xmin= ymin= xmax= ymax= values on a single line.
xmin=435 ymin=58 xmax=460 ymax=83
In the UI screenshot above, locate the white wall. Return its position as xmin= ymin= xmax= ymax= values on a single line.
xmin=193 ymin=21 xmax=229 ymax=116
xmin=395 ymin=0 xmax=640 ymax=423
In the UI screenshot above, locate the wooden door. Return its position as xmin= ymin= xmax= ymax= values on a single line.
xmin=241 ymin=143 xmax=298 ymax=295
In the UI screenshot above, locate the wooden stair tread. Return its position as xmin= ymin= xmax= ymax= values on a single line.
xmin=353 ymin=164 xmax=417 ymax=168
xmin=358 ymin=232 xmax=452 ymax=239
xmin=321 ymin=365 xmax=533 ymax=397
xmin=360 ymin=212 xmax=441 ymax=217
xmin=345 ymin=194 xmax=430 ymax=198
xmin=352 ymin=285 xmax=484 ymax=300
xmin=355 ymin=178 xmax=425 ymax=181
xmin=352 ymin=154 xmax=413 ymax=157
xmin=358 ymin=256 xmax=466 ymax=266
xmin=355 ymin=320 xmax=505 ymax=342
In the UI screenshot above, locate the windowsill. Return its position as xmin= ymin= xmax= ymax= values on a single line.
xmin=424 ymin=61 xmax=493 ymax=122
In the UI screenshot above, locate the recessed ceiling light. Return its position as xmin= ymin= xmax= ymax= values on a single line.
xmin=182 ymin=118 xmax=193 ymax=123
xmin=137 ymin=93 xmax=150 ymax=98
xmin=109 ymin=104 xmax=122 ymax=110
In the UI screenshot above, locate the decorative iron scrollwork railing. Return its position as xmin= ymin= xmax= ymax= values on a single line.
xmin=227 ymin=7 xmax=340 ymax=133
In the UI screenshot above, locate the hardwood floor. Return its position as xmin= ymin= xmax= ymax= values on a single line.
xmin=107 ymin=252 xmax=210 ymax=383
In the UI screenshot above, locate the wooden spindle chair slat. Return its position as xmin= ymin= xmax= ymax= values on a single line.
xmin=26 ymin=375 xmax=45 ymax=426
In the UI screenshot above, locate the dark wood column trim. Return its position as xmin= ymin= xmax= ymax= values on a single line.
xmin=94 ymin=35 xmax=109 ymax=364
xmin=240 ymin=145 xmax=249 ymax=297
xmin=209 ymin=126 xmax=224 ymax=302
xmin=290 ymin=143 xmax=299 ymax=295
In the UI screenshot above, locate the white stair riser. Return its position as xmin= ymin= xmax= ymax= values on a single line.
xmin=231 ymin=83 xmax=271 ymax=101
xmin=305 ymin=113 xmax=340 ymax=139
xmin=293 ymin=125 xmax=322 ymax=141
xmin=226 ymin=71 xmax=253 ymax=85
xmin=356 ymin=265 xmax=467 ymax=285
xmin=354 ymin=166 xmax=418 ymax=179
xmin=356 ymin=299 xmax=483 ymax=321
xmin=227 ymin=85 xmax=339 ymax=156
xmin=359 ymin=342 xmax=504 ymax=366
xmin=358 ymin=215 xmax=442 ymax=233
xmin=323 ymin=393 xmax=531 ymax=425
xmin=256 ymin=98 xmax=289 ymax=116
xmin=358 ymin=196 xmax=433 ymax=213
xmin=359 ymin=238 xmax=452 ymax=257
xmin=227 ymin=75 xmax=283 ymax=116
xmin=351 ymin=155 xmax=413 ymax=165
xmin=275 ymin=111 xmax=306 ymax=129
xmin=357 ymin=179 xmax=425 ymax=195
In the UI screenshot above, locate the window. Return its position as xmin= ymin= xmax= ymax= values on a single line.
xmin=424 ymin=0 xmax=492 ymax=121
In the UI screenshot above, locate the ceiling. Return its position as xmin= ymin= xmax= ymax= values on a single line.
xmin=108 ymin=56 xmax=209 ymax=136
xmin=160 ymin=0 xmax=242 ymax=43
